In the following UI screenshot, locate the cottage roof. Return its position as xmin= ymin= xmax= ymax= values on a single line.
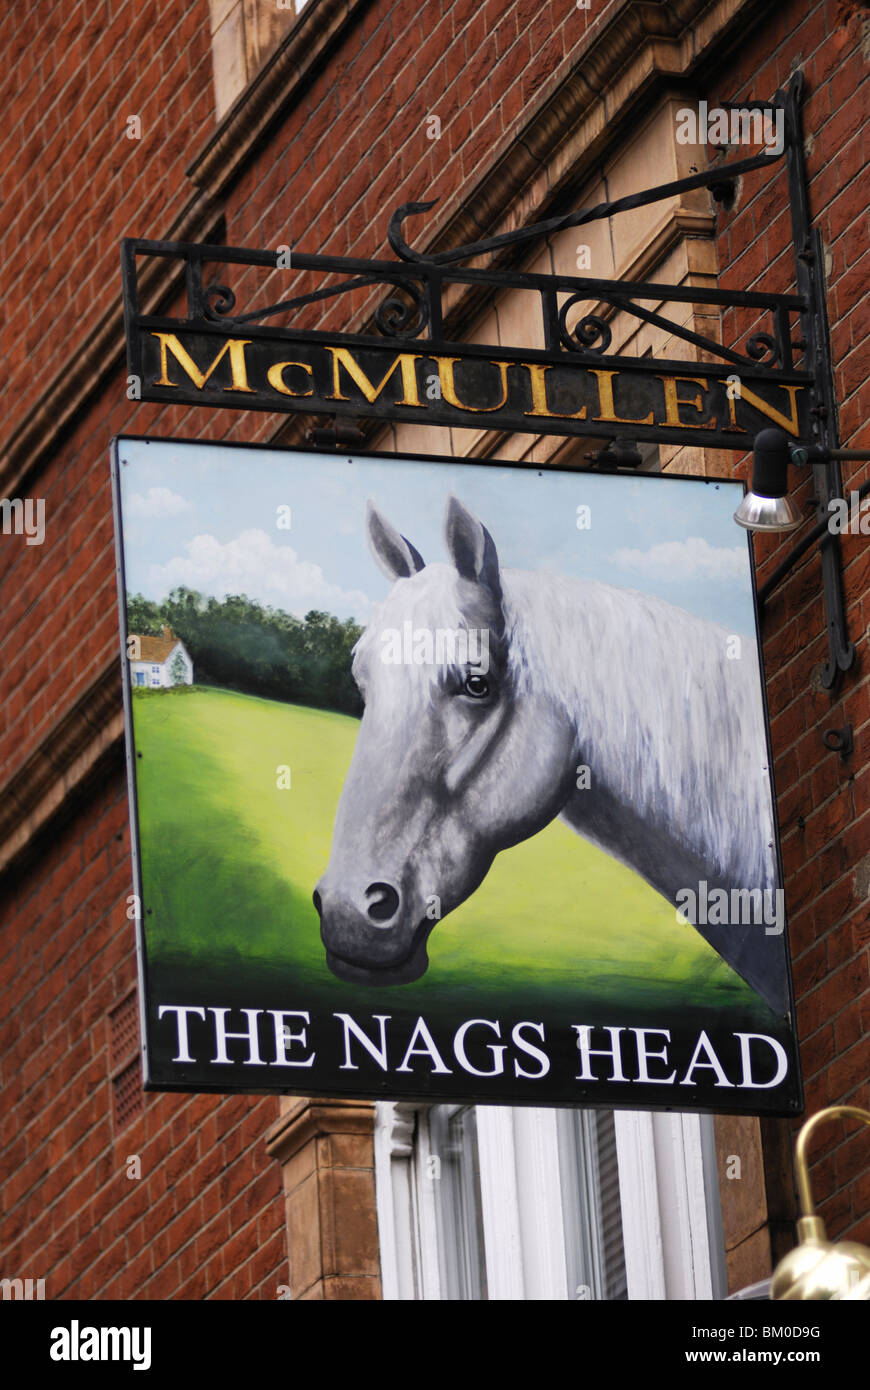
xmin=132 ymin=625 xmax=181 ymax=663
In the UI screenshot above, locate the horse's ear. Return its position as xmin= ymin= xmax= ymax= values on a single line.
xmin=444 ymin=496 xmax=502 ymax=602
xmin=367 ymin=500 xmax=426 ymax=580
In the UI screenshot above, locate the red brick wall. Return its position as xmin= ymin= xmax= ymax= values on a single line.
xmin=714 ymin=0 xmax=870 ymax=1241
xmin=227 ymin=0 xmax=598 ymax=263
xmin=0 ymin=2 xmax=216 ymax=454
xmin=0 ymin=784 xmax=285 ymax=1298
xmin=0 ymin=0 xmax=290 ymax=1303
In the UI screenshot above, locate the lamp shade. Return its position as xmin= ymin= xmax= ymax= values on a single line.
xmin=771 ymin=1106 xmax=870 ymax=1300
xmin=771 ymin=1215 xmax=870 ymax=1299
xmin=734 ymin=491 xmax=803 ymax=531
xmin=734 ymin=428 xmax=803 ymax=531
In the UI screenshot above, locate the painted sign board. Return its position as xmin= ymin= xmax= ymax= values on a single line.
xmin=112 ymin=436 xmax=802 ymax=1114
xmin=125 ymin=324 xmax=811 ymax=450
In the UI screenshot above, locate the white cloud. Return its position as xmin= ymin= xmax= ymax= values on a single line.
xmin=146 ymin=529 xmax=373 ymax=620
xmin=608 ymin=535 xmax=746 ymax=581
xmin=127 ymin=487 xmax=192 ymax=518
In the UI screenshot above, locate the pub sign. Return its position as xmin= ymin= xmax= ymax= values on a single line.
xmin=112 ymin=435 xmax=802 ymax=1115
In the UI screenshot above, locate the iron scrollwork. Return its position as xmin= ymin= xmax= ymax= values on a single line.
xmin=199 ymin=265 xmax=430 ymax=340
xmin=745 ymin=332 xmax=780 ymax=365
xmin=558 ymin=297 xmax=612 ymax=356
xmin=203 ymin=283 xmax=236 ymax=316
xmin=373 ymin=282 xmax=429 ymax=338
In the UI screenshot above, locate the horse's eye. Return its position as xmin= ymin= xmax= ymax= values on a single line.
xmin=463 ymin=673 xmax=489 ymax=699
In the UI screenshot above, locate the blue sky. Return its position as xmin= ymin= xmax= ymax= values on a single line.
xmin=116 ymin=438 xmax=759 ymax=636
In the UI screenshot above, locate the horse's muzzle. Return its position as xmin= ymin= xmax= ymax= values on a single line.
xmin=324 ymin=931 xmax=431 ymax=986
xmin=313 ymin=879 xmax=433 ymax=984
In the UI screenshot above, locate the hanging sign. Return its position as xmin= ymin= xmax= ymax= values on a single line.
xmin=113 ymin=435 xmax=802 ymax=1114
xmin=127 ymin=324 xmax=810 ymax=448
xmin=121 ymin=234 xmax=814 ymax=449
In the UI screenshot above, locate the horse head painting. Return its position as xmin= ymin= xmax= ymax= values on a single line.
xmin=314 ymin=495 xmax=787 ymax=1015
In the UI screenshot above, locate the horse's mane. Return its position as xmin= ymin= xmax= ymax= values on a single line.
xmin=502 ymin=568 xmax=775 ymax=892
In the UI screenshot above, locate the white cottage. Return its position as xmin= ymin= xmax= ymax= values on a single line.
xmin=128 ymin=625 xmax=193 ymax=688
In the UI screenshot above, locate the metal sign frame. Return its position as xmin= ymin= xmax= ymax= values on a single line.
xmin=112 ymin=433 xmax=803 ymax=1116
xmin=121 ymin=74 xmax=827 ymax=454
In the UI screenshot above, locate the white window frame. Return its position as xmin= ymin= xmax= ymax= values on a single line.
xmin=375 ymin=1102 xmax=726 ymax=1301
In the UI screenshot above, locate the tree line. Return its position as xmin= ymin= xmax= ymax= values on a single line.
xmin=127 ymin=587 xmax=364 ymax=716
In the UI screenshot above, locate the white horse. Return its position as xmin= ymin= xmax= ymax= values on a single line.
xmin=314 ymin=496 xmax=786 ymax=1014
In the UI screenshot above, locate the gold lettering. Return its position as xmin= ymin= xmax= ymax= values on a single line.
xmin=733 ymin=382 xmax=803 ymax=436
xmin=590 ymin=370 xmax=654 ymax=426
xmin=267 ymin=361 xmax=314 ymax=397
xmin=437 ymin=358 xmax=512 ymax=412
xmin=325 ymin=348 xmax=423 ymax=406
xmin=150 ymin=333 xmax=254 ymax=392
xmin=523 ymin=363 xmax=587 ymax=419
xmin=657 ymin=376 xmax=710 ymax=429
xmin=723 ymin=389 xmax=749 ymax=432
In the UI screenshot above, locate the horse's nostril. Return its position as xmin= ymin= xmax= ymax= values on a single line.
xmin=312 ymin=889 xmax=323 ymax=917
xmin=365 ymin=882 xmax=400 ymax=923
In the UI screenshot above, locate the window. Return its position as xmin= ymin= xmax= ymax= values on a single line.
xmin=151 ymin=665 xmax=160 ymax=673
xmin=375 ymin=1103 xmax=725 ymax=1301
xmin=557 ymin=1108 xmax=627 ymax=1300
xmin=428 ymin=1105 xmax=488 ymax=1300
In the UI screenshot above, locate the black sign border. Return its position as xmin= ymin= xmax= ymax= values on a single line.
xmin=111 ymin=433 xmax=803 ymax=1117
xmin=125 ymin=312 xmax=814 ymax=451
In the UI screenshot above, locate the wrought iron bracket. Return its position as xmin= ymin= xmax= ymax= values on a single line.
xmin=776 ymin=71 xmax=854 ymax=691
xmin=121 ymin=72 xmax=820 ymax=452
xmin=120 ymin=70 xmax=852 ymax=684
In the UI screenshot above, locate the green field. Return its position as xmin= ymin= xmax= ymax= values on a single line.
xmin=132 ymin=685 xmax=762 ymax=1016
